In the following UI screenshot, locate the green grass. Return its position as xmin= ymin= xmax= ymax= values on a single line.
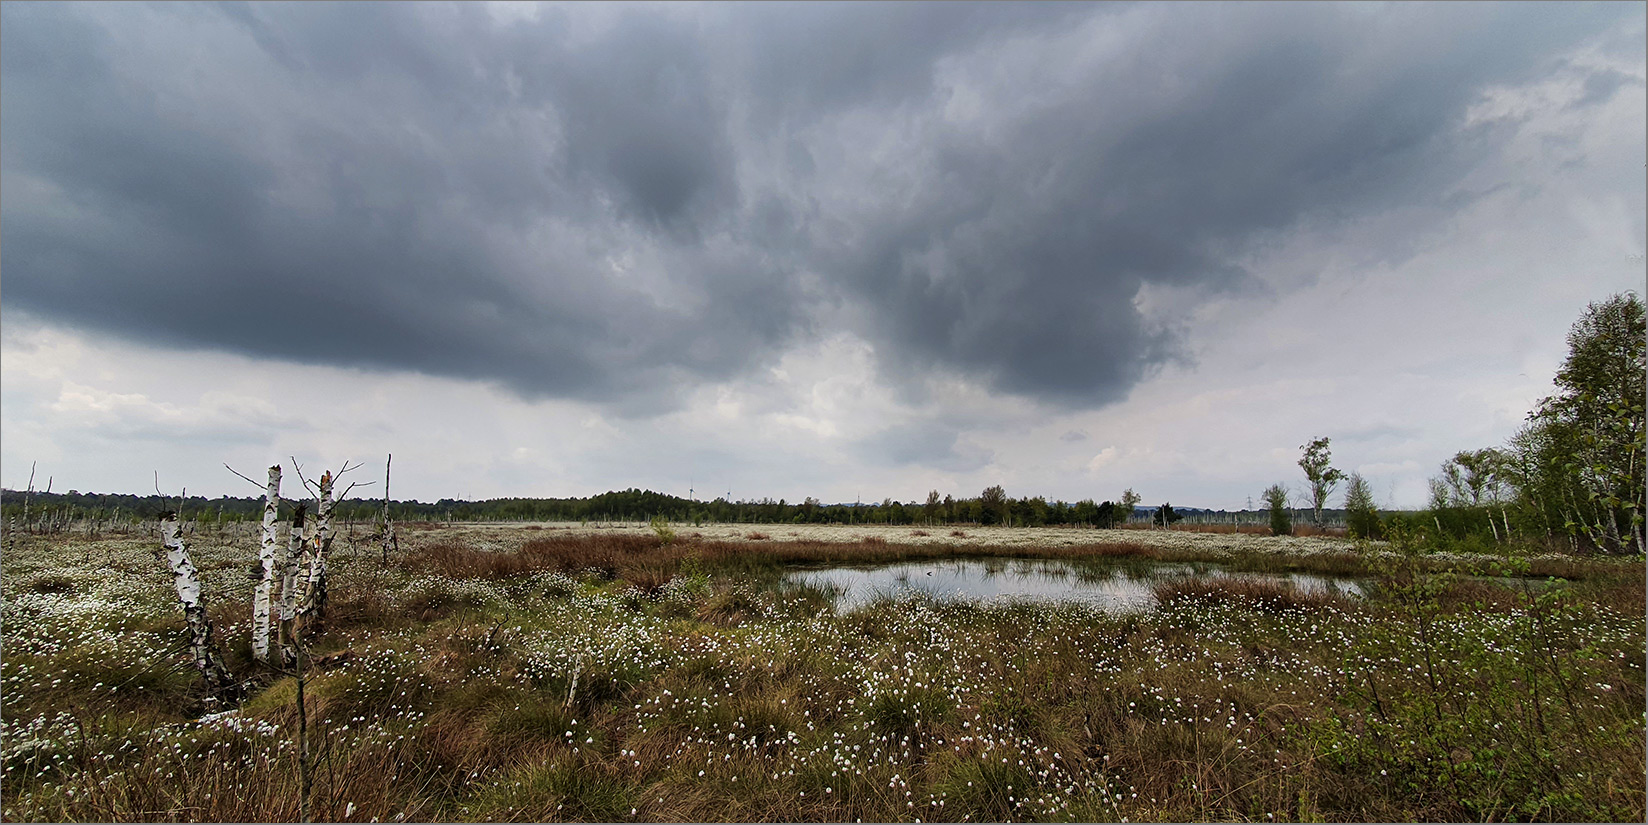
xmin=1 ymin=525 xmax=1642 ymax=821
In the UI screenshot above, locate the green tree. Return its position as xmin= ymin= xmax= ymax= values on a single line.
xmin=1343 ymin=472 xmax=1380 ymax=539
xmin=1014 ymin=495 xmax=1050 ymax=527
xmin=980 ymin=485 xmax=1008 ymax=526
xmin=1072 ymin=498 xmax=1098 ymax=525
xmin=1298 ymin=437 xmax=1344 ymax=527
xmin=1262 ymin=483 xmax=1292 ymax=537
xmin=1514 ymin=292 xmax=1646 ymax=554
xmin=1440 ymin=448 xmax=1507 ymax=507
xmin=1094 ymin=500 xmax=1116 ymax=526
xmin=1117 ymin=488 xmax=1142 ymax=527
xmin=1153 ymin=502 xmax=1182 ymax=528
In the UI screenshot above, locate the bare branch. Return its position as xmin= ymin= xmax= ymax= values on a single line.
xmin=290 ymin=457 xmax=317 ymax=495
xmin=223 ymin=463 xmax=269 ymax=491
xmin=335 ymin=480 xmax=375 ymax=502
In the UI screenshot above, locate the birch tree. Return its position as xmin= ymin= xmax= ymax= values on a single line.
xmin=291 ymin=459 xmax=369 ymax=635
xmin=302 ymin=469 xmax=335 ymax=628
xmin=1540 ymin=292 xmax=1644 ymax=554
xmin=1117 ymin=488 xmax=1142 ymax=527
xmin=252 ymin=465 xmax=281 ymax=664
xmin=159 ymin=512 xmax=237 ymax=700
xmin=279 ymin=504 xmax=307 ymax=668
xmin=1298 ymin=437 xmax=1344 ymax=527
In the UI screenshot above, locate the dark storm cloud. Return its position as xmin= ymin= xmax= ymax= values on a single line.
xmin=2 ymin=2 xmax=1639 ymax=411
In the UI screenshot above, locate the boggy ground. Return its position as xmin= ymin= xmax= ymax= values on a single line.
xmin=2 ymin=522 xmax=1642 ymax=822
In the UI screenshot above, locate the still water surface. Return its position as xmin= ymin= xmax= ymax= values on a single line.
xmin=787 ymin=557 xmax=1366 ymax=611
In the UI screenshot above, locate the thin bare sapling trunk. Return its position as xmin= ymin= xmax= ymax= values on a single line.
xmin=381 ymin=454 xmax=395 ymax=564
xmin=160 ymin=512 xmax=237 ymax=701
xmin=253 ymin=465 xmax=282 ymax=664
xmin=279 ymin=504 xmax=307 ymax=669
xmin=23 ymin=461 xmax=36 ymax=535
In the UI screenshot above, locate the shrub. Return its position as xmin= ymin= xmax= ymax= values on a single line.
xmin=1262 ymin=484 xmax=1292 ymax=536
xmin=1343 ymin=472 xmax=1381 ymax=539
xmin=649 ymin=516 xmax=676 ymax=545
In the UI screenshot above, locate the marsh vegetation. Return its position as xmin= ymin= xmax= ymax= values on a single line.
xmin=2 ymin=521 xmax=1642 ymax=822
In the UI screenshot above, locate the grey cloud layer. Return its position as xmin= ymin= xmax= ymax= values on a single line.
xmin=3 ymin=1 xmax=1637 ymax=412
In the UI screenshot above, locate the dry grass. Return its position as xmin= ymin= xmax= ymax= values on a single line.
xmin=395 ymin=527 xmax=1630 ymax=590
xmin=4 ymin=522 xmax=1641 ymax=822
xmin=1151 ymin=576 xmax=1350 ymax=612
xmin=1123 ymin=522 xmax=1347 ymax=537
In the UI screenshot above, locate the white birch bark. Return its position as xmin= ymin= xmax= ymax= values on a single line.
xmin=253 ymin=465 xmax=281 ymax=664
xmin=279 ymin=505 xmax=306 ymax=667
xmin=160 ymin=512 xmax=234 ymax=697
xmin=298 ymin=471 xmax=334 ymax=629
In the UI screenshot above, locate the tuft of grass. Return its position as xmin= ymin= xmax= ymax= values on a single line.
xmin=1151 ymin=576 xmax=1347 ymax=612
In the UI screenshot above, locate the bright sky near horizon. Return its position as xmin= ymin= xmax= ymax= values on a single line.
xmin=2 ymin=1 xmax=1644 ymax=509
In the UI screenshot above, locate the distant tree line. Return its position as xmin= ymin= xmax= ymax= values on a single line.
xmin=2 ymin=484 xmax=1280 ymax=531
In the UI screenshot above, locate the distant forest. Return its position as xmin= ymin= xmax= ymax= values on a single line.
xmin=0 ymin=486 xmax=1307 ymax=529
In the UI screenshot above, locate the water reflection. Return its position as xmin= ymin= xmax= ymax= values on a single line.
xmin=787 ymin=557 xmax=1365 ymax=611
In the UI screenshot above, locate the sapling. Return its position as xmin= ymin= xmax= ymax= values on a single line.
xmin=1262 ymin=484 xmax=1291 ymax=537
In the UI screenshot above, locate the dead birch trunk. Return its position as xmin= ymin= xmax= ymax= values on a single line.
xmin=381 ymin=454 xmax=395 ymax=564
xmin=22 ymin=461 xmax=35 ymax=535
xmin=253 ymin=465 xmax=282 ymax=664
xmin=297 ymin=471 xmax=334 ymax=633
xmin=160 ymin=512 xmax=236 ymax=700
xmin=279 ymin=505 xmax=307 ymax=668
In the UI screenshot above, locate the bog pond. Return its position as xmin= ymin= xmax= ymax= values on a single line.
xmin=785 ymin=556 xmax=1367 ymax=610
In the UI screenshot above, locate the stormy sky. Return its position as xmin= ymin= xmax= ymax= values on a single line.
xmin=3 ymin=1 xmax=1644 ymax=509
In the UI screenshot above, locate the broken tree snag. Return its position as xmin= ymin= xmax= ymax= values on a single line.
xmin=253 ymin=465 xmax=282 ymax=664
xmin=159 ymin=512 xmax=237 ymax=701
xmin=381 ymin=454 xmax=394 ymax=564
xmin=298 ymin=471 xmax=334 ymax=634
xmin=279 ymin=503 xmax=307 ymax=668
